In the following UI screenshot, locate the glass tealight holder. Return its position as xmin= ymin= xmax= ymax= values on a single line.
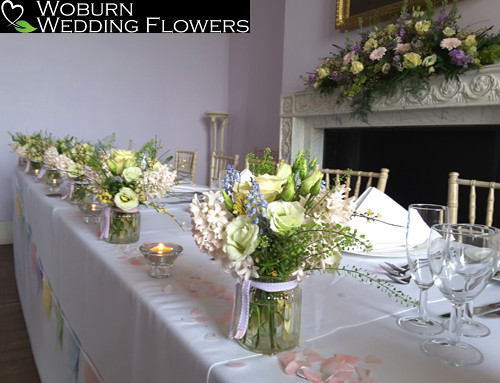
xmin=78 ymin=201 xmax=104 ymax=224
xmin=139 ymin=242 xmax=183 ymax=278
xmin=46 ymin=177 xmax=62 ymax=196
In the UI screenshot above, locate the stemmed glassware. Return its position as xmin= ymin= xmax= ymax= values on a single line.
xmin=443 ymin=300 xmax=490 ymax=338
xmin=398 ymin=204 xmax=449 ymax=335
xmin=422 ymin=223 xmax=500 ymax=367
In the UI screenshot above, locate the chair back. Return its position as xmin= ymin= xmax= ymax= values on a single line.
xmin=318 ymin=167 xmax=390 ymax=198
xmin=447 ymin=171 xmax=500 ymax=226
xmin=174 ymin=149 xmax=198 ymax=184
xmin=210 ymin=152 xmax=240 ymax=183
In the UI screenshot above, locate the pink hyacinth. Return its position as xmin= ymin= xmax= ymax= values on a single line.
xmin=369 ymin=47 xmax=387 ymax=61
xmin=440 ymin=37 xmax=462 ymax=51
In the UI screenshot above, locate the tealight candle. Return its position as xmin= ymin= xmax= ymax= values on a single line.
xmin=46 ymin=177 xmax=62 ymax=196
xmin=78 ymin=202 xmax=103 ymax=224
xmin=139 ymin=242 xmax=183 ymax=278
xmin=150 ymin=243 xmax=173 ymax=254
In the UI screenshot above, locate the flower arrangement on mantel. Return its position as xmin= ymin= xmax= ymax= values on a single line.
xmin=303 ymin=0 xmax=500 ymax=120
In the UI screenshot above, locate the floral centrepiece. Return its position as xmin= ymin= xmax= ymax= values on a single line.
xmin=86 ymin=139 xmax=177 ymax=243
xmin=189 ymin=150 xmax=414 ymax=354
xmin=303 ymin=0 xmax=500 ymax=120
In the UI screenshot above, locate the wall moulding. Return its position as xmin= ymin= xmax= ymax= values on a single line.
xmin=280 ymin=63 xmax=500 ymax=164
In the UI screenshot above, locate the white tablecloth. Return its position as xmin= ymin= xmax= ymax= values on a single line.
xmin=12 ymin=168 xmax=500 ymax=383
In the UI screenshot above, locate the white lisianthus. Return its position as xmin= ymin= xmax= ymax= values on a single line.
xmin=114 ymin=187 xmax=139 ymax=211
xmin=122 ymin=166 xmax=143 ymax=183
xmin=266 ymin=201 xmax=305 ymax=234
xmin=422 ymin=54 xmax=437 ymax=67
xmin=223 ymin=215 xmax=259 ymax=262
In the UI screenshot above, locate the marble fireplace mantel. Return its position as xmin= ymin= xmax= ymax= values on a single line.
xmin=279 ymin=63 xmax=500 ymax=165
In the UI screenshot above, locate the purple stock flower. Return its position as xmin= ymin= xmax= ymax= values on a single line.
xmin=350 ymin=43 xmax=362 ymax=52
xmin=435 ymin=8 xmax=448 ymax=30
xmin=449 ymin=49 xmax=473 ymax=68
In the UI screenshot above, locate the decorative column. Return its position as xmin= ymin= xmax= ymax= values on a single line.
xmin=205 ymin=111 xmax=229 ymax=156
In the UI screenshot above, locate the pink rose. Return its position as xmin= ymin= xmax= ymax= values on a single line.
xmin=440 ymin=38 xmax=462 ymax=51
xmin=369 ymin=47 xmax=387 ymax=61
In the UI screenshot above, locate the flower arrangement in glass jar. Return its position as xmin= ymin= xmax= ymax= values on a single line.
xmin=43 ymin=135 xmax=114 ymax=204
xmin=9 ymin=131 xmax=54 ymax=173
xmin=86 ymin=139 xmax=177 ymax=243
xmin=189 ymin=149 xmax=415 ymax=354
xmin=303 ymin=0 xmax=500 ymax=120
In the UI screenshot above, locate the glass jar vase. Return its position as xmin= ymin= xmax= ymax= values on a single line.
xmin=236 ymin=276 xmax=302 ymax=355
xmin=104 ymin=209 xmax=141 ymax=244
xmin=69 ymin=180 xmax=91 ymax=205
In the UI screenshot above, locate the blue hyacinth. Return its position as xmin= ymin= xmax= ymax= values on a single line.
xmin=223 ymin=165 xmax=240 ymax=198
xmin=245 ymin=180 xmax=270 ymax=234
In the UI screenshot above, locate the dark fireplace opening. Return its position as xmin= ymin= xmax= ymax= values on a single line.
xmin=323 ymin=126 xmax=500 ymax=225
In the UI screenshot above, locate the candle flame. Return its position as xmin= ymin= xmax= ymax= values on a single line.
xmin=52 ymin=178 xmax=58 ymax=184
xmin=150 ymin=243 xmax=172 ymax=254
xmin=91 ymin=203 xmax=97 ymax=211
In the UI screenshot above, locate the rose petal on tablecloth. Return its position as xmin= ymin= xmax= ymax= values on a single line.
xmin=364 ymin=355 xmax=383 ymax=365
xmin=297 ymin=366 xmax=324 ymax=382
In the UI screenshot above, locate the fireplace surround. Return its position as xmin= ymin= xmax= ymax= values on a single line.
xmin=279 ymin=63 xmax=500 ymax=221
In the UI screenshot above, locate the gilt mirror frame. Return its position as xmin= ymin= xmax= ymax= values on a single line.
xmin=335 ymin=0 xmax=446 ymax=31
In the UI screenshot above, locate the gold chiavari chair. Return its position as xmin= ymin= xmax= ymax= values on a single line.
xmin=318 ymin=167 xmax=390 ymax=198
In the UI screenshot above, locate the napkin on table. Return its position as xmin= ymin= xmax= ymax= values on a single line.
xmin=348 ymin=187 xmax=407 ymax=252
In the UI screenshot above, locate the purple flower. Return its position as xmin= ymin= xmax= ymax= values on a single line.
xmin=449 ymin=49 xmax=473 ymax=68
xmin=350 ymin=43 xmax=362 ymax=52
xmin=305 ymin=73 xmax=317 ymax=86
xmin=435 ymin=8 xmax=448 ymax=30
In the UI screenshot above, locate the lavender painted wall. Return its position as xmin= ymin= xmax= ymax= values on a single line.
xmin=227 ymin=0 xmax=285 ymax=162
xmin=0 ymin=34 xmax=229 ymax=226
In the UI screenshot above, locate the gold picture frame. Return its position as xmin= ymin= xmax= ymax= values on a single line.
xmin=335 ymin=0 xmax=445 ymax=31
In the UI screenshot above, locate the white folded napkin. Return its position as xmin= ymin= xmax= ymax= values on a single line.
xmin=349 ymin=187 xmax=407 ymax=250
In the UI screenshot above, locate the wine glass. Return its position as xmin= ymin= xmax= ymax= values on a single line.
xmin=442 ymin=300 xmax=490 ymax=338
xmin=422 ymin=223 xmax=500 ymax=367
xmin=398 ymin=204 xmax=449 ymax=335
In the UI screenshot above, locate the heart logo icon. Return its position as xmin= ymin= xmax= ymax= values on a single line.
xmin=2 ymin=0 xmax=23 ymax=27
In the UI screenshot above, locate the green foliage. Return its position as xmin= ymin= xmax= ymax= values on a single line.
xmin=246 ymin=148 xmax=276 ymax=176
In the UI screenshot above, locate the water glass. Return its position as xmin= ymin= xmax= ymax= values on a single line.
xmin=422 ymin=223 xmax=500 ymax=366
xmin=398 ymin=204 xmax=449 ymax=335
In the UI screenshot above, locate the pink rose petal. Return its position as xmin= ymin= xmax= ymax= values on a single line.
xmin=226 ymin=361 xmax=246 ymax=367
xmin=278 ymin=352 xmax=297 ymax=367
xmin=304 ymin=349 xmax=323 ymax=363
xmin=334 ymin=354 xmax=359 ymax=365
xmin=284 ymin=360 xmax=302 ymax=376
xmin=298 ymin=367 xmax=324 ymax=382
xmin=356 ymin=366 xmax=371 ymax=379
xmin=364 ymin=355 xmax=383 ymax=365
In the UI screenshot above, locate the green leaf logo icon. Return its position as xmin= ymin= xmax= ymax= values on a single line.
xmin=15 ymin=20 xmax=37 ymax=33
